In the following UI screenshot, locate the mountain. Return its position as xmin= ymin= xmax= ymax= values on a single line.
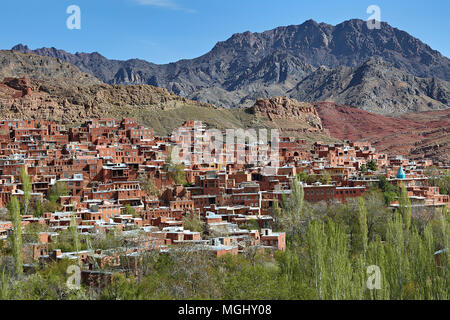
xmin=288 ymin=57 xmax=450 ymax=113
xmin=0 ymin=50 xmax=328 ymax=141
xmin=1 ymin=47 xmax=447 ymax=162
xmin=11 ymin=19 xmax=450 ymax=111
xmin=0 ymin=50 xmax=101 ymax=86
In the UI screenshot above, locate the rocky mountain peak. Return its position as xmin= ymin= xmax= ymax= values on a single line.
xmin=8 ymin=18 xmax=450 ymax=112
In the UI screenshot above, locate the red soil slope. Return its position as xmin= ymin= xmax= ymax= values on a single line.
xmin=313 ymin=102 xmax=450 ymax=164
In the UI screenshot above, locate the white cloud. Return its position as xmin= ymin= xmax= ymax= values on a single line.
xmin=133 ymin=0 xmax=196 ymax=13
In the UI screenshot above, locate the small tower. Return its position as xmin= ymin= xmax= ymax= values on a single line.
xmin=396 ymin=166 xmax=406 ymax=179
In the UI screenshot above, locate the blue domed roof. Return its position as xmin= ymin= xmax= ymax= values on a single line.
xmin=396 ymin=167 xmax=406 ymax=179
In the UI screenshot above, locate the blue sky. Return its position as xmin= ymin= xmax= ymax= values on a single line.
xmin=1 ymin=0 xmax=449 ymax=64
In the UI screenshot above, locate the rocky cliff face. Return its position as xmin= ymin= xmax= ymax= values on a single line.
xmin=11 ymin=19 xmax=450 ymax=112
xmin=0 ymin=50 xmax=101 ymax=86
xmin=249 ymin=96 xmax=323 ymax=130
xmin=0 ymin=76 xmax=214 ymax=125
xmin=0 ymin=75 xmax=331 ymax=143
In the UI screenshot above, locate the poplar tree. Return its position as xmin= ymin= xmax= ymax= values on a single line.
xmin=398 ymin=183 xmax=412 ymax=231
xmin=19 ymin=166 xmax=32 ymax=215
xmin=70 ymin=215 xmax=80 ymax=254
xmin=306 ymin=221 xmax=326 ymax=299
xmin=271 ymin=199 xmax=282 ymax=231
xmin=324 ymin=221 xmax=353 ymax=299
xmin=385 ymin=211 xmax=411 ymax=299
xmin=34 ymin=200 xmax=43 ymax=217
xmin=8 ymin=196 xmax=23 ymax=276
xmin=280 ymin=177 xmax=305 ymax=238
xmin=0 ymin=268 xmax=9 ymax=300
xmin=357 ymin=197 xmax=369 ymax=258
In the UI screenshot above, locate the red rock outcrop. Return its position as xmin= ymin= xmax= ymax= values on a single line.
xmin=249 ymin=96 xmax=323 ymax=131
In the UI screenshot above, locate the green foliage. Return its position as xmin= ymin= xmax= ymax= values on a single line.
xmin=378 ymin=175 xmax=399 ymax=205
xmin=123 ymin=204 xmax=136 ymax=217
xmin=271 ymin=199 xmax=282 ymax=231
xmin=0 ymin=268 xmax=9 ymax=300
xmin=241 ymin=219 xmax=260 ymax=231
xmin=306 ymin=220 xmax=359 ymax=299
xmin=319 ymin=171 xmax=332 ymax=184
xmin=138 ymin=173 xmax=159 ymax=197
xmin=425 ymin=167 xmax=450 ymax=195
xmin=221 ymin=256 xmax=291 ymax=299
xmin=1 ymin=182 xmax=448 ymax=300
xmin=6 ymin=259 xmax=87 ymax=300
xmin=23 ymin=223 xmax=48 ymax=244
xmin=33 ymin=200 xmax=43 ymax=217
xmin=276 ymin=177 xmax=307 ymax=240
xmin=297 ymin=171 xmax=309 ymax=183
xmin=398 ymin=183 xmax=412 ymax=231
xmin=360 ymin=164 xmax=367 ymax=173
xmin=164 ymin=146 xmax=187 ymax=185
xmin=19 ymin=166 xmax=32 ymax=215
xmin=368 ymin=160 xmax=378 ymax=171
xmin=48 ymin=227 xmax=87 ymax=253
xmin=182 ymin=212 xmax=205 ymax=233
xmin=70 ymin=215 xmax=80 ymax=253
xmin=42 ymin=200 xmax=61 ymax=214
xmin=168 ymin=164 xmax=187 ymax=185
xmin=48 ymin=181 xmax=68 ymax=204
xmin=8 ymin=196 xmax=23 ymax=276
xmin=357 ymin=197 xmax=369 ymax=257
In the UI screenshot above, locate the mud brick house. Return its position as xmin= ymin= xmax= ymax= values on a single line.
xmin=0 ymin=117 xmax=445 ymax=271
xmin=260 ymin=228 xmax=286 ymax=251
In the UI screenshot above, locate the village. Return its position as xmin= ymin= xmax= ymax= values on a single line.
xmin=0 ymin=118 xmax=448 ymax=287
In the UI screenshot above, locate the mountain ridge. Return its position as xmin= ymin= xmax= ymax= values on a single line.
xmin=11 ymin=18 xmax=450 ymax=112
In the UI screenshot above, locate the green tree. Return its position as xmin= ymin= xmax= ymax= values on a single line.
xmin=163 ymin=146 xmax=187 ymax=185
xmin=378 ymin=175 xmax=398 ymax=205
xmin=368 ymin=160 xmax=378 ymax=171
xmin=70 ymin=215 xmax=80 ymax=253
xmin=0 ymin=268 xmax=9 ymax=300
xmin=8 ymin=196 xmax=23 ymax=276
xmin=48 ymin=181 xmax=68 ymax=203
xmin=182 ymin=212 xmax=205 ymax=233
xmin=361 ymin=190 xmax=390 ymax=240
xmin=271 ymin=199 xmax=282 ymax=231
xmin=138 ymin=173 xmax=159 ymax=197
xmin=360 ymin=164 xmax=367 ymax=173
xmin=277 ymin=177 xmax=307 ymax=240
xmin=305 ymin=220 xmax=355 ymax=299
xmin=19 ymin=166 xmax=32 ymax=215
xmin=168 ymin=164 xmax=187 ymax=185
xmin=297 ymin=171 xmax=309 ymax=183
xmin=398 ymin=183 xmax=412 ymax=231
xmin=357 ymin=197 xmax=368 ymax=257
xmin=424 ymin=166 xmax=450 ymax=195
xmin=42 ymin=200 xmax=60 ymax=213
xmin=319 ymin=171 xmax=332 ymax=184
xmin=124 ymin=204 xmax=136 ymax=217
xmin=33 ymin=200 xmax=43 ymax=217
